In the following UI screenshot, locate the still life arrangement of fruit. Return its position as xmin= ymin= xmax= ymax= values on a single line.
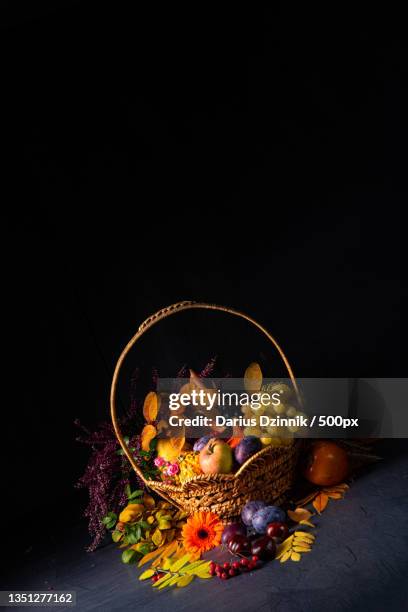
xmin=76 ymin=356 xmax=378 ymax=593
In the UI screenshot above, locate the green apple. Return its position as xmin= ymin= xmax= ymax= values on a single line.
xmin=199 ymin=438 xmax=233 ymax=474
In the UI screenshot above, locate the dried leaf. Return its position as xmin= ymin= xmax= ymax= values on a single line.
xmin=143 ymin=391 xmax=158 ymax=422
xmin=293 ymin=546 xmax=311 ymax=552
xmin=244 ymin=362 xmax=263 ymax=392
xmin=291 ymin=552 xmax=301 ymax=562
xmin=313 ymin=492 xmax=329 ymax=514
xmin=139 ymin=569 xmax=155 ymax=580
xmin=287 ymin=507 xmax=313 ymax=523
xmin=176 ymin=574 xmax=194 ymax=587
xmin=276 ymin=535 xmax=294 ymax=558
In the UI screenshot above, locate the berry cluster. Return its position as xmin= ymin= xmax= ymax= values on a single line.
xmin=209 ymin=556 xmax=262 ymax=580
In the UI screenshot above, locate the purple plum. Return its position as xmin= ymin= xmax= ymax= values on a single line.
xmin=241 ymin=500 xmax=267 ymax=527
xmin=234 ymin=436 xmax=262 ymax=465
xmin=193 ymin=436 xmax=212 ymax=452
xmin=252 ymin=506 xmax=286 ymax=534
xmin=221 ymin=522 xmax=247 ymax=546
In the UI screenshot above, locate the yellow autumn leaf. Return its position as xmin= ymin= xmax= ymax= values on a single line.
xmin=177 ymin=574 xmax=194 ymax=587
xmin=280 ymin=551 xmax=291 ymax=563
xmin=138 ymin=546 xmax=165 ymax=567
xmin=276 ymin=535 xmax=294 ymax=558
xmin=158 ymin=519 xmax=172 ymax=530
xmin=184 ymin=561 xmax=208 ymax=573
xmin=299 ymin=520 xmax=315 ymax=528
xmin=162 ymin=557 xmax=173 ymax=570
xmin=141 ymin=424 xmax=157 ymax=451
xmin=143 ymin=391 xmax=159 ymax=422
xmin=294 ymin=531 xmax=315 ymax=540
xmin=151 ymin=529 xmax=163 ymax=547
xmin=291 ymin=552 xmax=301 ymax=562
xmin=244 ymin=362 xmax=263 ymax=392
xmin=165 ymin=529 xmax=175 ymax=543
xmin=154 ymin=574 xmax=174 ymax=589
xmin=142 ymin=494 xmax=156 ymax=510
xmin=287 ymin=507 xmax=313 ymax=523
xmin=293 ymin=546 xmax=311 ymax=552
xmin=170 ymin=553 xmax=191 ymax=573
xmin=139 ymin=569 xmax=155 ymax=580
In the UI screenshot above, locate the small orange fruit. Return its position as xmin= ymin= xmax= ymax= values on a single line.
xmin=303 ymin=441 xmax=349 ymax=486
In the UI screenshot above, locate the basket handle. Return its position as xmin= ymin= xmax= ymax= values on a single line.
xmin=110 ymin=301 xmax=300 ymax=485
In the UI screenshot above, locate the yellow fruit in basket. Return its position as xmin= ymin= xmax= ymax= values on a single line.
xmin=273 ymin=402 xmax=287 ymax=415
xmin=286 ymin=405 xmax=297 ymax=417
xmin=241 ymin=404 xmax=253 ymax=417
xmin=267 ymin=382 xmax=293 ymax=403
xmin=244 ymin=362 xmax=263 ymax=392
xmin=156 ymin=436 xmax=185 ymax=462
xmin=260 ymin=437 xmax=273 ymax=446
xmin=243 ymin=426 xmax=262 ymax=437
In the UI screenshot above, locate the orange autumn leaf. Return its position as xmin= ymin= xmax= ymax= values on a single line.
xmin=287 ymin=507 xmax=313 ymax=523
xmin=324 ymin=491 xmax=343 ymax=499
xmin=141 ymin=424 xmax=157 ymax=451
xmin=138 ymin=545 xmax=165 ymax=567
xmin=143 ymin=392 xmax=158 ymax=422
xmin=313 ymin=492 xmax=329 ymax=514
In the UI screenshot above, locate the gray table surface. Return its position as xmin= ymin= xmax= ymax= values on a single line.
xmin=3 ymin=446 xmax=408 ymax=612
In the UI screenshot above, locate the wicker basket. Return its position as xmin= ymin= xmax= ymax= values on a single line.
xmin=110 ymin=301 xmax=301 ymax=521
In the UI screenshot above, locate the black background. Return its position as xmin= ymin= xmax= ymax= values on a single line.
xmin=2 ymin=2 xmax=407 ymax=562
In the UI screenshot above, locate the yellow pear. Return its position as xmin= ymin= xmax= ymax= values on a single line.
xmin=156 ymin=437 xmax=185 ymax=462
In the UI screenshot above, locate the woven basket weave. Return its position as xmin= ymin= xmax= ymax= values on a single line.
xmin=111 ymin=301 xmax=301 ymax=520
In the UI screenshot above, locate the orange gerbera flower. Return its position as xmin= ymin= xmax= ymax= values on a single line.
xmin=181 ymin=511 xmax=223 ymax=555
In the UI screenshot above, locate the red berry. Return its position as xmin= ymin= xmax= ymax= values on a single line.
xmin=248 ymin=562 xmax=256 ymax=570
xmin=209 ymin=568 xmax=216 ymax=576
xmin=232 ymin=561 xmax=241 ymax=570
xmin=229 ymin=569 xmax=236 ymax=577
xmin=215 ymin=564 xmax=222 ymax=572
xmin=252 ymin=555 xmax=259 ymax=563
xmin=240 ymin=558 xmax=250 ymax=566
xmin=223 ymin=562 xmax=230 ymax=570
xmin=221 ymin=572 xmax=228 ymax=580
xmin=209 ymin=562 xmax=216 ymax=570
